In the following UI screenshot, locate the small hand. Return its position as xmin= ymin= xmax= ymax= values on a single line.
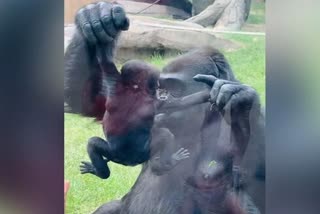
xmin=80 ymin=161 xmax=96 ymax=175
xmin=172 ymin=148 xmax=190 ymax=163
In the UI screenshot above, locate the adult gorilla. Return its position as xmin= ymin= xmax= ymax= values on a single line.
xmin=64 ymin=2 xmax=265 ymax=214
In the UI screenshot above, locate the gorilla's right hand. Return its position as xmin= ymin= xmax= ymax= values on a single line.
xmin=75 ymin=2 xmax=130 ymax=45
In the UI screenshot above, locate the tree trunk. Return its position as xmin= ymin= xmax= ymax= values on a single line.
xmin=185 ymin=0 xmax=251 ymax=31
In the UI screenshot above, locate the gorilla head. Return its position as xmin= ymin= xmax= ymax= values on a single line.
xmin=160 ymin=48 xmax=236 ymax=95
xmin=156 ymin=48 xmax=236 ymax=133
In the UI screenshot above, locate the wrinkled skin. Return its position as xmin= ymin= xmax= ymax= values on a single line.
xmin=64 ymin=2 xmax=265 ymax=214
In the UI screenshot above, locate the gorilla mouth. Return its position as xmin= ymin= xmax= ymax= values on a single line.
xmin=194 ymin=182 xmax=222 ymax=191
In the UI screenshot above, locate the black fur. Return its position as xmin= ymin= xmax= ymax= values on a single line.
xmin=64 ymin=2 xmax=265 ymax=214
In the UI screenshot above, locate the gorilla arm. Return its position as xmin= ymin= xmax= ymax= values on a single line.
xmin=149 ymin=128 xmax=190 ymax=176
xmin=156 ymin=90 xmax=210 ymax=114
xmin=194 ymin=74 xmax=265 ymax=212
xmin=64 ymin=2 xmax=129 ymax=120
xmin=193 ymin=74 xmax=261 ymax=138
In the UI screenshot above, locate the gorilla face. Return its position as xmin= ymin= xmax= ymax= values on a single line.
xmin=155 ymin=70 xmax=210 ymax=134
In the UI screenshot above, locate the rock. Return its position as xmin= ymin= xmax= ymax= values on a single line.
xmin=64 ymin=16 xmax=240 ymax=62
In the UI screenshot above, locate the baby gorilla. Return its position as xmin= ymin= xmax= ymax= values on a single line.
xmin=79 ymin=46 xmax=190 ymax=179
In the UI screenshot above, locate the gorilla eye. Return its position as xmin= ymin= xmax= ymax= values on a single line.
xmin=156 ymin=89 xmax=169 ymax=100
xmin=161 ymin=78 xmax=185 ymax=98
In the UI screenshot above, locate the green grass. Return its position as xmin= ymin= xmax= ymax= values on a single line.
xmin=64 ymin=114 xmax=142 ymax=214
xmin=144 ymin=53 xmax=177 ymax=69
xmin=247 ymin=1 xmax=265 ymax=25
xmin=65 ymin=34 xmax=265 ymax=213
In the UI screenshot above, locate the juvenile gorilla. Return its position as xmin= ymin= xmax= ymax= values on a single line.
xmin=79 ymin=45 xmax=192 ymax=179
xmin=64 ymin=2 xmax=265 ymax=214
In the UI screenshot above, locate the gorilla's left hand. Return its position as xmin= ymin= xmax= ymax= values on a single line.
xmin=193 ymin=74 xmax=260 ymax=124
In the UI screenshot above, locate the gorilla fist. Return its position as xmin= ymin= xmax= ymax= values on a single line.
xmin=193 ymin=74 xmax=260 ymax=124
xmin=75 ymin=2 xmax=129 ymax=45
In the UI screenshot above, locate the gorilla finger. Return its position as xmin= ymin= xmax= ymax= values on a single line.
xmin=209 ymin=79 xmax=227 ymax=105
xmin=75 ymin=7 xmax=89 ymax=29
xmin=80 ymin=166 xmax=87 ymax=170
xmin=176 ymin=148 xmax=184 ymax=153
xmin=222 ymin=99 xmax=233 ymax=124
xmin=193 ymin=74 xmax=217 ymax=86
xmin=181 ymin=149 xmax=189 ymax=155
xmin=180 ymin=154 xmax=190 ymax=160
xmin=222 ymin=95 xmax=245 ymax=124
xmin=80 ymin=163 xmax=89 ymax=167
xmin=181 ymin=152 xmax=190 ymax=157
xmin=100 ymin=3 xmax=118 ymax=38
xmin=179 ymin=150 xmax=189 ymax=156
xmin=75 ymin=9 xmax=97 ymax=44
xmin=90 ymin=4 xmax=113 ymax=43
xmin=81 ymin=161 xmax=92 ymax=166
xmin=243 ymin=86 xmax=259 ymax=102
xmin=83 ymin=24 xmax=97 ymax=44
xmin=182 ymin=153 xmax=190 ymax=157
xmin=216 ymin=84 xmax=242 ymax=110
xmin=112 ymin=5 xmax=129 ymax=30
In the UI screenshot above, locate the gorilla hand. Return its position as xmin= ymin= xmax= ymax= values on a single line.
xmin=75 ymin=2 xmax=129 ymax=45
xmin=193 ymin=74 xmax=260 ymax=124
xmin=171 ymin=148 xmax=190 ymax=165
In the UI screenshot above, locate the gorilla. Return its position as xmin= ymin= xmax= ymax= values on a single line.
xmin=64 ymin=2 xmax=265 ymax=214
xmin=78 ymin=43 xmax=213 ymax=179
